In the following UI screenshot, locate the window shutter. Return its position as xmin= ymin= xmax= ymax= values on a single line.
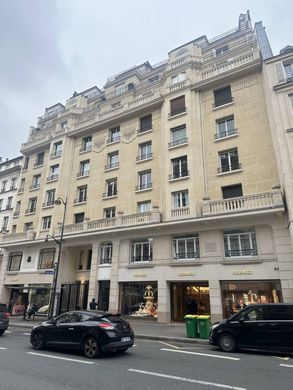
xmin=274 ymin=62 xmax=285 ymax=84
xmin=170 ymin=96 xmax=185 ymax=115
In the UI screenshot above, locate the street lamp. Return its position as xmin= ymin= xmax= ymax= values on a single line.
xmin=45 ymin=197 xmax=67 ymax=319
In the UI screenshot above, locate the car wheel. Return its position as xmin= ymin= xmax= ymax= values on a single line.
xmin=0 ymin=330 xmax=5 ymax=336
xmin=83 ymin=337 xmax=100 ymax=358
xmin=218 ymin=334 xmax=237 ymax=353
xmin=31 ymin=331 xmax=45 ymax=350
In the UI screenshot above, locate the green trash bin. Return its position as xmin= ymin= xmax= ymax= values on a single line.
xmin=184 ymin=315 xmax=199 ymax=338
xmin=197 ymin=315 xmax=211 ymax=339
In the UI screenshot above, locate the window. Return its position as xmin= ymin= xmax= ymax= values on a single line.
xmin=275 ymin=61 xmax=293 ymax=84
xmin=31 ymin=175 xmax=41 ymax=189
xmin=6 ymin=196 xmax=13 ymax=209
xmin=60 ymin=121 xmax=67 ymax=129
xmin=218 ymin=148 xmax=240 ymax=173
xmin=138 ymin=201 xmax=151 ymax=213
xmin=106 ymin=151 xmax=119 ymax=169
xmin=105 ymin=179 xmax=117 ymax=197
xmin=24 ymin=222 xmax=33 ymax=232
xmin=52 ymin=141 xmax=62 ymax=157
xmin=19 ymin=179 xmax=25 ymax=192
xmin=284 ymin=62 xmax=293 ymax=80
xmin=75 ymin=185 xmax=87 ymax=203
xmin=41 ymin=216 xmax=52 ymax=230
xmin=222 ymin=184 xmax=243 ymax=199
xmin=137 ymin=142 xmax=152 ymax=161
xmin=170 ymin=95 xmax=186 ymax=116
xmin=224 ymin=228 xmax=258 ymax=257
xmin=14 ymin=201 xmax=21 ymax=216
xmin=136 ymin=170 xmax=152 ymax=190
xmin=169 ymin=125 xmax=187 ymax=147
xmin=35 ymin=152 xmax=44 ymax=166
xmin=139 ymin=114 xmax=152 ymax=132
xmin=172 ymin=190 xmax=189 ymax=208
xmin=215 ymin=117 xmax=236 ymax=139
xmin=173 ymin=235 xmax=199 ymax=260
xmin=170 ymin=156 xmax=188 ymax=179
xmin=74 ymin=213 xmax=85 ymax=223
xmin=214 ymin=86 xmax=232 ymax=107
xmin=215 ymin=45 xmax=229 ymax=56
xmin=78 ymin=160 xmax=90 ymax=177
xmin=0 ymin=199 xmax=3 ymax=210
xmin=48 ymin=164 xmax=59 ymax=181
xmin=104 ymin=207 xmax=116 ymax=218
xmin=81 ymin=136 xmax=92 ymax=152
xmin=27 ymin=197 xmax=37 ymax=214
xmin=1 ymin=180 xmax=7 ymax=192
xmin=44 ymin=189 xmax=55 ymax=206
xmin=2 ymin=216 xmax=9 ymax=231
xmin=171 ymin=72 xmax=186 ymax=84
xmin=290 ymin=94 xmax=293 ymax=109
xmin=12 ymin=225 xmax=16 ymax=234
xmin=23 ymin=157 xmax=29 ymax=170
xmin=100 ymin=242 xmax=113 ymax=264
xmin=86 ymin=250 xmax=92 ymax=270
xmin=7 ymin=251 xmax=22 ymax=271
xmin=38 ymin=248 xmax=55 ymax=269
xmin=131 ymin=239 xmax=153 ymax=262
xmin=108 ymin=127 xmax=120 ymax=143
xmin=11 ymin=178 xmax=17 ymax=190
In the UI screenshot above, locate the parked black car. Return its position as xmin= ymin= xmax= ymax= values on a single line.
xmin=209 ymin=303 xmax=293 ymax=353
xmin=30 ymin=310 xmax=134 ymax=358
xmin=0 ymin=303 xmax=10 ymax=336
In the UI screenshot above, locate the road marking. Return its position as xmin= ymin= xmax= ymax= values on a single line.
xmin=274 ymin=356 xmax=290 ymax=361
xmin=128 ymin=368 xmax=246 ymax=389
xmin=5 ymin=330 xmax=12 ymax=334
xmin=280 ymin=364 xmax=293 ymax=368
xmin=26 ymin=352 xmax=96 ymax=365
xmin=159 ymin=341 xmax=180 ymax=349
xmin=161 ymin=348 xmax=240 ymax=361
xmin=0 ymin=347 xmax=7 ymax=350
xmin=23 ymin=333 xmax=31 ymax=336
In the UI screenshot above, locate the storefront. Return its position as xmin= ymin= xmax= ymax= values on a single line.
xmin=59 ymin=281 xmax=89 ymax=314
xmin=221 ymin=280 xmax=283 ymax=318
xmin=170 ymin=281 xmax=210 ymax=321
xmin=119 ymin=282 xmax=158 ymax=318
xmin=7 ymin=285 xmax=51 ymax=316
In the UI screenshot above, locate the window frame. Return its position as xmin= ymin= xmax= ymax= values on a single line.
xmin=7 ymin=251 xmax=23 ymax=271
xmin=224 ymin=229 xmax=258 ymax=257
xmin=100 ymin=242 xmax=113 ymax=264
xmin=131 ymin=238 xmax=153 ymax=263
xmin=38 ymin=248 xmax=56 ymax=269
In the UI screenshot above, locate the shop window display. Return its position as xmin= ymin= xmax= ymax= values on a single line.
xmin=221 ymin=280 xmax=282 ymax=318
xmin=120 ymin=282 xmax=158 ymax=318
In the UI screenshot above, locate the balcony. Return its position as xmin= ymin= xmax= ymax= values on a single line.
xmin=225 ymin=248 xmax=257 ymax=258
xmin=100 ymin=257 xmax=112 ymax=265
xmin=74 ymin=197 xmax=87 ymax=204
xmin=102 ymin=191 xmax=117 ymax=198
xmin=135 ymin=183 xmax=152 ymax=191
xmin=217 ymin=163 xmax=241 ymax=174
xmin=168 ymin=137 xmax=188 ymax=148
xmin=29 ymin=184 xmax=40 ymax=190
xmin=136 ymin=153 xmax=152 ymax=162
xmin=215 ymin=128 xmax=238 ymax=140
xmin=104 ymin=162 xmax=119 ymax=170
xmin=50 ymin=150 xmax=62 ymax=158
xmin=106 ymin=136 xmax=121 ymax=144
xmin=79 ymin=144 xmax=92 ymax=153
xmin=169 ymin=171 xmax=189 ymax=181
xmin=171 ymin=207 xmax=190 ymax=219
xmin=46 ymin=174 xmax=59 ymax=182
xmin=202 ymin=191 xmax=284 ymax=217
xmin=76 ymin=171 xmax=90 ymax=178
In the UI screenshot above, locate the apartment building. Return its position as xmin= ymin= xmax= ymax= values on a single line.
xmin=0 ymin=12 xmax=292 ymax=323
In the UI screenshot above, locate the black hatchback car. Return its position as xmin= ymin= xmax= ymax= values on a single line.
xmin=0 ymin=303 xmax=10 ymax=336
xmin=30 ymin=310 xmax=134 ymax=358
xmin=209 ymin=304 xmax=293 ymax=353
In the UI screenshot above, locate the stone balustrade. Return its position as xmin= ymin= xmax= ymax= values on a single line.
xmin=171 ymin=207 xmax=190 ymax=219
xmin=201 ymin=191 xmax=284 ymax=216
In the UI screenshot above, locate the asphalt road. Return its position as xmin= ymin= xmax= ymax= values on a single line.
xmin=1 ymin=327 xmax=293 ymax=390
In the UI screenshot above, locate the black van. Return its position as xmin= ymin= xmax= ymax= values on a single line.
xmin=209 ymin=304 xmax=293 ymax=353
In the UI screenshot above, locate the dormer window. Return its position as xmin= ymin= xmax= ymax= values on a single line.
xmin=215 ymin=45 xmax=229 ymax=56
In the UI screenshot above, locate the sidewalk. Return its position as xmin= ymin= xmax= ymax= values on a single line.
xmin=8 ymin=316 xmax=209 ymax=345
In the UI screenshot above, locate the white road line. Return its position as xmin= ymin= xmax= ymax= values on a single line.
xmin=26 ymin=352 xmax=95 ymax=365
xmin=5 ymin=331 xmax=12 ymax=334
xmin=280 ymin=364 xmax=293 ymax=368
xmin=161 ymin=348 xmax=240 ymax=361
xmin=159 ymin=341 xmax=180 ymax=349
xmin=23 ymin=333 xmax=31 ymax=336
xmin=0 ymin=347 xmax=7 ymax=350
xmin=128 ymin=368 xmax=246 ymax=390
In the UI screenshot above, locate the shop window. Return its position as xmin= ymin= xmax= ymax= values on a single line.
xmin=224 ymin=228 xmax=258 ymax=257
xmin=221 ymin=280 xmax=282 ymax=319
xmin=120 ymin=282 xmax=158 ymax=317
xmin=100 ymin=242 xmax=113 ymax=264
xmin=173 ymin=235 xmax=199 ymax=260
xmin=131 ymin=238 xmax=153 ymax=262
xmin=7 ymin=251 xmax=23 ymax=271
xmin=38 ymin=248 xmax=56 ymax=269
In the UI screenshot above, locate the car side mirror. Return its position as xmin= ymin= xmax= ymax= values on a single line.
xmin=48 ymin=319 xmax=57 ymax=325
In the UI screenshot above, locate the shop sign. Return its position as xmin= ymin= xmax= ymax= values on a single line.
xmin=178 ymin=272 xmax=194 ymax=276
xmin=232 ymin=270 xmax=253 ymax=275
xmin=133 ymin=273 xmax=147 ymax=277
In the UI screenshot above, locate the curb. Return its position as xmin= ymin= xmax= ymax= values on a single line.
xmin=9 ymin=323 xmax=209 ymax=345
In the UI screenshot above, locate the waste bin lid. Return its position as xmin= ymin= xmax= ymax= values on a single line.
xmin=184 ymin=315 xmax=198 ymax=319
xmin=197 ymin=315 xmax=210 ymax=319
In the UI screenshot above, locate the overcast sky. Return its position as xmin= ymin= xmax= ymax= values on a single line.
xmin=0 ymin=0 xmax=292 ymax=160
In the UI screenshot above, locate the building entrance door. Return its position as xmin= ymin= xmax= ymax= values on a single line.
xmin=170 ymin=282 xmax=210 ymax=321
xmin=97 ymin=281 xmax=110 ymax=311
